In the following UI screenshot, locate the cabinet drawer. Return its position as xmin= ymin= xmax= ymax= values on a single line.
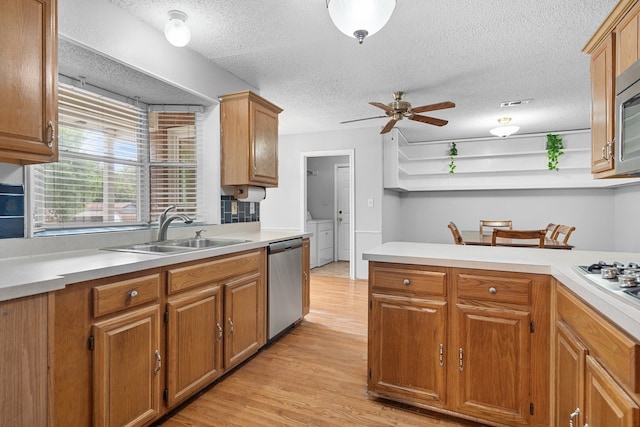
xmin=168 ymin=250 xmax=263 ymax=294
xmin=318 ymin=221 xmax=333 ymax=232
xmin=371 ymin=263 xmax=446 ymax=296
xmin=93 ymin=274 xmax=160 ymax=317
xmin=455 ymin=271 xmax=531 ymax=305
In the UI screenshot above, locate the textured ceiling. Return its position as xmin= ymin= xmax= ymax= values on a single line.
xmin=98 ymin=0 xmax=617 ymax=142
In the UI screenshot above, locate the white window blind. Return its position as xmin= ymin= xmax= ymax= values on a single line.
xmin=30 ymin=83 xmax=205 ymax=234
xmin=32 ymin=83 xmax=148 ymax=230
xmin=148 ymin=107 xmax=203 ymax=223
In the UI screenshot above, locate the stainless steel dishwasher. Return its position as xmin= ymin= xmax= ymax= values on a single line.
xmin=267 ymin=238 xmax=303 ymax=340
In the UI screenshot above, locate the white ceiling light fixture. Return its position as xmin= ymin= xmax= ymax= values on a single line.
xmin=164 ymin=10 xmax=191 ymax=47
xmin=326 ymin=0 xmax=396 ymax=44
xmin=490 ymin=117 xmax=520 ymax=137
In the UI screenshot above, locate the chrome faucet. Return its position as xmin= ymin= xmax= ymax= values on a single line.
xmin=157 ymin=205 xmax=193 ymax=241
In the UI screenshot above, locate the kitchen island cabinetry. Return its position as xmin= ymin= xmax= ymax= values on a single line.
xmin=451 ymin=269 xmax=550 ymax=426
xmin=220 ymin=91 xmax=282 ymax=188
xmin=367 ymin=262 xmax=550 ymax=426
xmin=368 ymin=263 xmax=448 ymax=408
xmin=555 ymin=284 xmax=639 ymax=427
xmin=0 ymin=0 xmax=58 ymax=165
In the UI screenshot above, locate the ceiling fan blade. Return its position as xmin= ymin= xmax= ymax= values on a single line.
xmin=380 ymin=119 xmax=397 ymax=134
xmin=340 ymin=115 xmax=387 ymax=124
xmin=410 ymin=114 xmax=448 ymax=127
xmin=411 ymin=101 xmax=455 ymax=114
xmin=369 ymin=102 xmax=393 ymax=112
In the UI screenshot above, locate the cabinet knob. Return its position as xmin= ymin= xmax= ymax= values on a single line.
xmin=129 ymin=290 xmax=138 ymax=298
xmin=403 ymin=279 xmax=410 ymax=286
xmin=488 ymin=287 xmax=497 ymax=294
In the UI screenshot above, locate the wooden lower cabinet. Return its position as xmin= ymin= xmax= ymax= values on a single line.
xmin=368 ymin=262 xmax=550 ymax=426
xmin=92 ymin=305 xmax=162 ymax=427
xmin=555 ymin=284 xmax=640 ymax=427
xmin=0 ymin=294 xmax=48 ymax=427
xmin=53 ymin=248 xmax=268 ymax=426
xmin=224 ymin=272 xmax=264 ymax=369
xmin=165 ymin=286 xmax=223 ymax=408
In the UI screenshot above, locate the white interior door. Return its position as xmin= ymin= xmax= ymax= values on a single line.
xmin=336 ymin=165 xmax=350 ymax=261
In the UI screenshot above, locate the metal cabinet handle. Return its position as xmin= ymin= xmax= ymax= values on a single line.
xmin=129 ymin=290 xmax=138 ymax=298
xmin=216 ymin=322 xmax=223 ymax=342
xmin=602 ymin=145 xmax=607 ymax=160
xmin=439 ymin=343 xmax=444 ymax=367
xmin=602 ymin=141 xmax=613 ymax=160
xmin=403 ymin=279 xmax=410 ymax=286
xmin=459 ymin=348 xmax=463 ymax=371
xmin=228 ymin=318 xmax=234 ymax=335
xmin=569 ymin=408 xmax=580 ymax=427
xmin=154 ymin=350 xmax=162 ymax=375
xmin=46 ymin=121 xmax=54 ymax=147
xmin=303 ymin=272 xmax=308 ymax=284
xmin=488 ymin=287 xmax=497 ymax=294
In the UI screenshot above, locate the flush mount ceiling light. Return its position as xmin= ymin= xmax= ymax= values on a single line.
xmin=326 ymin=0 xmax=396 ymax=44
xmin=489 ymin=117 xmax=520 ymax=137
xmin=164 ymin=10 xmax=191 ymax=47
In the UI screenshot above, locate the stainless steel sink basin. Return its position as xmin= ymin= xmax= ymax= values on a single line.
xmin=166 ymin=238 xmax=250 ymax=248
xmin=102 ymin=238 xmax=250 ymax=255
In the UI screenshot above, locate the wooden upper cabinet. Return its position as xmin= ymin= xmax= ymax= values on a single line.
xmin=0 ymin=0 xmax=58 ymax=165
xmin=220 ymin=91 xmax=282 ymax=188
xmin=617 ymin=2 xmax=640 ymax=76
xmin=590 ymin=33 xmax=616 ymax=176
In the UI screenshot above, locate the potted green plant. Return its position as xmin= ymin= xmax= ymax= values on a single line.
xmin=448 ymin=142 xmax=458 ymax=174
xmin=546 ymin=133 xmax=564 ymax=171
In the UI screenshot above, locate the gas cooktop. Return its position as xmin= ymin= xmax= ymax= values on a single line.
xmin=574 ymin=261 xmax=640 ymax=306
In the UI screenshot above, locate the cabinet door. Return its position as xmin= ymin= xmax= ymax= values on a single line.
xmin=585 ymin=355 xmax=640 ymax=427
xmin=302 ymin=238 xmax=311 ymax=316
xmin=369 ymin=293 xmax=447 ymax=407
xmin=590 ymin=33 xmax=616 ymax=176
xmin=166 ymin=286 xmax=223 ymax=408
xmin=0 ymin=0 xmax=57 ymax=164
xmin=453 ymin=304 xmax=530 ymax=425
xmin=224 ymin=273 xmax=264 ymax=369
xmin=617 ymin=4 xmax=640 ymax=75
xmin=555 ymin=321 xmax=587 ymax=427
xmin=92 ymin=305 xmax=161 ymax=427
xmin=250 ymin=100 xmax=279 ymax=186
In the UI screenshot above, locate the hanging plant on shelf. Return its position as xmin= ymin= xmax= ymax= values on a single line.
xmin=448 ymin=142 xmax=458 ymax=174
xmin=546 ymin=133 xmax=564 ymax=171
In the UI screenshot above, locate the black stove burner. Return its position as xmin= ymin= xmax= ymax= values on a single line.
xmin=624 ymin=287 xmax=640 ymax=301
xmin=582 ymin=261 xmax=639 ymax=274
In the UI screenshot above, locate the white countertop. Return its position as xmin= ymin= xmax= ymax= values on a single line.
xmin=0 ymin=230 xmax=308 ymax=302
xmin=363 ymin=242 xmax=640 ymax=341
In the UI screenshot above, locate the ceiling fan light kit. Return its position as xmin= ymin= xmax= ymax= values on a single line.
xmin=489 ymin=117 xmax=519 ymax=137
xmin=165 ymin=10 xmax=191 ymax=47
xmin=327 ymin=0 xmax=396 ymax=44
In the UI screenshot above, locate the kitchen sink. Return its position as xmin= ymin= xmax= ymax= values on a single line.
xmin=102 ymin=238 xmax=251 ymax=255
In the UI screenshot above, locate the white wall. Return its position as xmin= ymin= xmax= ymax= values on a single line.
xmin=260 ymin=128 xmax=384 ymax=279
xmin=382 ymin=186 xmax=640 ymax=252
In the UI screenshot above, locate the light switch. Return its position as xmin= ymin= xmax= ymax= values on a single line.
xmin=367 ymin=198 xmax=374 ymax=208
xmin=250 ymin=202 xmax=255 ymax=214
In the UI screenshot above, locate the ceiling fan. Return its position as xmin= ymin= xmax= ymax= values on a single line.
xmin=341 ymin=91 xmax=455 ymax=134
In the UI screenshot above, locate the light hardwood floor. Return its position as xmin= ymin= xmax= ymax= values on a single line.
xmin=156 ymin=273 xmax=486 ymax=427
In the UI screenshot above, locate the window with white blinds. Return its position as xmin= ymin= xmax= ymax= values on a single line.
xmin=31 ymin=82 xmax=203 ymax=233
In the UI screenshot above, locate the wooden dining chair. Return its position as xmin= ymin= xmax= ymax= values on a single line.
xmin=491 ymin=228 xmax=546 ymax=248
xmin=480 ymin=220 xmax=512 ymax=234
xmin=448 ymin=222 xmax=465 ymax=245
xmin=552 ymin=225 xmax=576 ymax=244
xmin=545 ymin=223 xmax=559 ymax=238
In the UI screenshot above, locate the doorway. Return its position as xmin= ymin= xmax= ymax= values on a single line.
xmin=301 ymin=150 xmax=355 ymax=279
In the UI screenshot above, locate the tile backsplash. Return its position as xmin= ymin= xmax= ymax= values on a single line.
xmin=0 ymin=184 xmax=24 ymax=238
xmin=220 ymin=195 xmax=260 ymax=224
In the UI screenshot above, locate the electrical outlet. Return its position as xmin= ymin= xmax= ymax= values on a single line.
xmin=231 ymin=201 xmax=238 ymax=214
xmin=367 ymin=198 xmax=374 ymax=208
xmin=250 ymin=202 xmax=255 ymax=214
